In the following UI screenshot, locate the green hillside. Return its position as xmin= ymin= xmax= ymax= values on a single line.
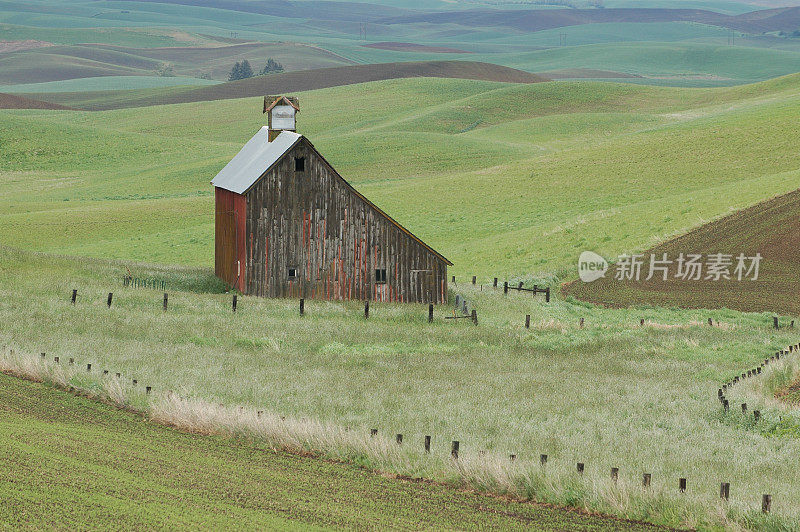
xmin=2 ymin=74 xmax=800 ymax=281
xmin=0 ymin=372 xmax=653 ymax=530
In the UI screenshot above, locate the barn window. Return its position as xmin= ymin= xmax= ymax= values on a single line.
xmin=375 ymin=269 xmax=387 ymax=284
xmin=288 ymin=268 xmax=298 ymax=279
xmin=294 ymin=157 xmax=305 ymax=172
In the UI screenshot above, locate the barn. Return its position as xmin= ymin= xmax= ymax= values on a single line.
xmin=211 ymin=96 xmax=451 ymax=304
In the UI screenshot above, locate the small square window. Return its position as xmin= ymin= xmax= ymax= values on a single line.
xmin=294 ymin=157 xmax=305 ymax=172
xmin=375 ymin=268 xmax=387 ymax=284
xmin=288 ymin=268 xmax=297 ymax=279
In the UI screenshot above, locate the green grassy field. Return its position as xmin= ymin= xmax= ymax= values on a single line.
xmin=0 ymin=372 xmax=662 ymax=530
xmin=1 ymin=247 xmax=799 ymax=529
xmin=3 ymin=74 xmax=800 ymax=281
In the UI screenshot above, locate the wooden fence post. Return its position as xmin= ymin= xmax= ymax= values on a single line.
xmin=428 ymin=303 xmax=434 ymax=323
xmin=107 ymin=293 xmax=113 ymax=307
xmin=577 ymin=462 xmax=584 ymax=475
xmin=518 ymin=282 xmax=523 ymax=290
xmin=762 ymin=494 xmax=771 ymax=513
xmin=146 ymin=386 xmax=152 ymax=395
xmin=471 ymin=309 xmax=477 ymax=325
xmin=774 ymin=316 xmax=779 ymax=329
xmin=86 ymin=363 xmax=91 ymax=372
xmin=232 ymin=295 xmax=237 ymax=312
xmin=708 ymin=317 xmax=713 ymax=326
xmin=503 ymin=282 xmax=508 ymax=294
xmin=396 ymin=434 xmax=403 ymax=445
xmin=54 ymin=356 xmax=59 ymax=364
xmin=451 ymin=441 xmax=459 ymax=459
xmin=545 ymin=287 xmax=550 ymax=303
xmin=71 ymin=289 xmax=77 ymax=304
xmin=163 ymin=293 xmax=168 ymax=311
xmin=364 ymin=300 xmax=369 ymax=319
xmin=754 ymin=410 xmax=761 ymax=422
xmin=300 ymin=298 xmax=305 ymax=316
xmin=679 ymin=478 xmax=687 ymax=493
xmin=472 ymin=276 xmax=476 ymax=285
xmin=525 ymin=315 xmax=530 ymax=329
xmin=493 ymin=278 xmax=498 ymax=288
xmin=424 ymin=435 xmax=431 ymax=453
xmin=540 ymin=454 xmax=547 ymax=466
xmin=643 ymin=473 xmax=651 ymax=488
xmin=720 ymin=483 xmax=730 ymax=500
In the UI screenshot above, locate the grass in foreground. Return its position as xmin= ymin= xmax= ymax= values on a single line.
xmin=0 ymin=371 xmax=660 ymax=531
xmin=1 ymin=248 xmax=798 ymax=530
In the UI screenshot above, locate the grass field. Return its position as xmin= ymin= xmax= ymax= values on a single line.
xmin=0 ymin=372 xmax=662 ymax=530
xmin=3 ymin=74 xmax=800 ymax=281
xmin=1 ymin=247 xmax=799 ymax=529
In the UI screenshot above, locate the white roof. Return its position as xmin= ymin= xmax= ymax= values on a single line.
xmin=211 ymin=128 xmax=302 ymax=195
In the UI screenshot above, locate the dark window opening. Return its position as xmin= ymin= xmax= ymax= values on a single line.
xmin=288 ymin=268 xmax=297 ymax=279
xmin=375 ymin=269 xmax=387 ymax=284
xmin=294 ymin=157 xmax=305 ymax=172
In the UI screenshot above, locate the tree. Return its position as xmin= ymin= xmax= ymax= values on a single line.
xmin=228 ymin=61 xmax=242 ymax=81
xmin=259 ymin=58 xmax=285 ymax=75
xmin=228 ymin=60 xmax=254 ymax=81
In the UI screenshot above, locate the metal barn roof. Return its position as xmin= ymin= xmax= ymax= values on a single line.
xmin=211 ymin=128 xmax=301 ymax=195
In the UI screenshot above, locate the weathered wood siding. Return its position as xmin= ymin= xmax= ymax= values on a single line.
xmin=242 ymin=138 xmax=447 ymax=303
xmin=214 ymin=187 xmax=247 ymax=292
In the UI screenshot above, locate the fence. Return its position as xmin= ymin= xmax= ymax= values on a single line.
xmin=5 ymin=342 xmax=784 ymax=517
xmin=124 ymin=276 xmax=166 ymax=291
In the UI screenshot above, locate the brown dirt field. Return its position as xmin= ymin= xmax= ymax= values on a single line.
xmin=0 ymin=40 xmax=53 ymax=54
xmin=54 ymin=61 xmax=549 ymax=111
xmin=0 ymin=92 xmax=72 ymax=110
xmin=563 ymin=188 xmax=800 ymax=315
xmin=363 ymin=42 xmax=473 ymax=53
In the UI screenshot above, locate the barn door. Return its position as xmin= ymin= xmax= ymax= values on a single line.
xmin=215 ymin=210 xmax=237 ymax=288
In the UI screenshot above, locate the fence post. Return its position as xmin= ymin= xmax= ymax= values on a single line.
xmin=396 ymin=434 xmax=403 ymax=445
xmin=679 ymin=478 xmax=687 ymax=493
xmin=754 ymin=410 xmax=761 ymax=422
xmin=428 ymin=303 xmax=433 ymax=323
xmin=146 ymin=386 xmax=152 ymax=395
xmin=54 ymin=356 xmax=59 ymax=364
xmin=545 ymin=287 xmax=550 ymax=303
xmin=774 ymin=316 xmax=779 ymax=329
xmin=300 ymin=298 xmax=305 ymax=316
xmin=493 ymin=278 xmax=498 ymax=288
xmin=525 ymin=315 xmax=530 ymax=329
xmin=720 ymin=483 xmax=730 ymax=501
xmin=232 ymin=295 xmax=237 ymax=312
xmin=424 ymin=435 xmax=431 ymax=453
xmin=577 ymin=462 xmax=584 ymax=475
xmin=71 ymin=289 xmax=77 ymax=304
xmin=504 ymin=282 xmax=508 ymax=294
xmin=518 ymin=282 xmax=523 ymax=290
xmin=643 ymin=473 xmax=651 ymax=488
xmin=451 ymin=441 xmax=459 ymax=459
xmin=471 ymin=309 xmax=477 ymax=325
xmin=86 ymin=363 xmax=91 ymax=372
xmin=611 ymin=467 xmax=619 ymax=483
xmin=107 ymin=292 xmax=113 ymax=307
xmin=472 ymin=276 xmax=476 ymax=285
xmin=364 ymin=300 xmax=369 ymax=319
xmin=163 ymin=293 xmax=168 ymax=311
xmin=370 ymin=428 xmax=377 ymax=437
xmin=540 ymin=454 xmax=547 ymax=466
xmin=762 ymin=494 xmax=771 ymax=513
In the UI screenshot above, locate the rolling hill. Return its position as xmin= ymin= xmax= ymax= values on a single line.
xmin=0 ymin=92 xmax=71 ymax=110
xmin=563 ymin=188 xmax=800 ymax=315
xmin=25 ymin=61 xmax=549 ymax=110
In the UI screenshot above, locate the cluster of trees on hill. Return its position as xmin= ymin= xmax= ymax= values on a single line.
xmin=228 ymin=58 xmax=285 ymax=81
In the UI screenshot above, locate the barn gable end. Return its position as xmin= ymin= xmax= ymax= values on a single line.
xmin=212 ymin=120 xmax=450 ymax=304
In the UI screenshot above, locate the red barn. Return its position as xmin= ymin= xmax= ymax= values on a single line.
xmin=211 ymin=96 xmax=451 ymax=303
